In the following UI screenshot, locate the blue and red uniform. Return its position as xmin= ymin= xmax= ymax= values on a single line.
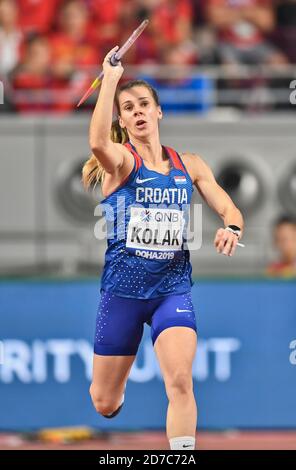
xmin=94 ymin=141 xmax=197 ymax=355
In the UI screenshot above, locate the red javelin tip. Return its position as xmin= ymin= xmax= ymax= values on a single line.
xmin=77 ymin=85 xmax=95 ymax=107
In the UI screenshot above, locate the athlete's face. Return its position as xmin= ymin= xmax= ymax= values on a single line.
xmin=117 ymin=86 xmax=162 ymax=137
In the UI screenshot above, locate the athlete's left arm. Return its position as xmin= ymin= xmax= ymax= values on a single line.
xmin=182 ymin=152 xmax=245 ymax=257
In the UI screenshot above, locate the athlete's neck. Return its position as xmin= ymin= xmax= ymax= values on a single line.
xmin=129 ymin=136 xmax=166 ymax=165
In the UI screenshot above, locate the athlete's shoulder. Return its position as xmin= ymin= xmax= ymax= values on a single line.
xmin=180 ymin=151 xmax=206 ymax=165
xmin=179 ymin=151 xmax=209 ymax=184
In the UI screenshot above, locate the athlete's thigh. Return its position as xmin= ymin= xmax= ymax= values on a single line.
xmin=151 ymin=292 xmax=197 ymax=379
xmin=154 ymin=327 xmax=197 ymax=381
xmin=150 ymin=292 xmax=197 ymax=349
xmin=91 ymin=354 xmax=135 ymax=395
xmin=94 ymin=290 xmax=145 ymax=356
xmin=92 ymin=290 xmax=145 ymax=393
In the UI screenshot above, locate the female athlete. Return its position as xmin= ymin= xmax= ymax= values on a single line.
xmin=82 ymin=46 xmax=244 ymax=450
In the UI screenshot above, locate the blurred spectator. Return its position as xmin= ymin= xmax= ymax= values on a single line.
xmin=118 ymin=0 xmax=195 ymax=65
xmin=117 ymin=0 xmax=159 ymax=64
xmin=153 ymin=0 xmax=197 ymax=61
xmin=206 ymin=0 xmax=287 ymax=65
xmin=191 ymin=0 xmax=219 ymax=64
xmin=18 ymin=0 xmax=61 ymax=34
xmin=139 ymin=42 xmax=213 ymax=113
xmin=191 ymin=0 xmax=204 ymax=27
xmin=266 ymin=215 xmax=296 ymax=277
xmin=11 ymin=34 xmax=74 ymax=112
xmin=151 ymin=0 xmax=194 ymax=46
xmin=0 ymin=0 xmax=22 ymax=75
xmin=273 ymin=0 xmax=296 ymax=63
xmin=88 ymin=0 xmax=124 ymax=56
xmin=50 ymin=0 xmax=99 ymax=78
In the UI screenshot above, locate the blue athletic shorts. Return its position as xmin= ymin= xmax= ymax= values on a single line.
xmin=94 ymin=289 xmax=197 ymax=356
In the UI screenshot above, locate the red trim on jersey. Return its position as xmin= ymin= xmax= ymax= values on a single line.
xmin=119 ymin=174 xmax=130 ymax=188
xmin=164 ymin=146 xmax=186 ymax=173
xmin=124 ymin=142 xmax=142 ymax=170
xmin=103 ymin=143 xmax=141 ymax=196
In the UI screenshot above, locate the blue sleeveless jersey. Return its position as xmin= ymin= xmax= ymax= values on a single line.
xmin=100 ymin=142 xmax=194 ymax=299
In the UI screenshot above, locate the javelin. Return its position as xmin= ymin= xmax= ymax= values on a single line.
xmin=77 ymin=19 xmax=149 ymax=107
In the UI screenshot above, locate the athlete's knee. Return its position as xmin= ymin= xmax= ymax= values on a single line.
xmin=89 ymin=384 xmax=119 ymax=416
xmin=93 ymin=399 xmax=118 ymax=416
xmin=165 ymin=372 xmax=193 ymax=400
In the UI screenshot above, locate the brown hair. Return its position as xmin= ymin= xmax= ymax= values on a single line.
xmin=82 ymin=80 xmax=160 ymax=191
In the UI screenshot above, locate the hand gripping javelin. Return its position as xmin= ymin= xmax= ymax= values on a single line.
xmin=77 ymin=19 xmax=149 ymax=107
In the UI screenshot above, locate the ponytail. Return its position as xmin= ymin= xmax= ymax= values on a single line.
xmin=82 ymin=119 xmax=129 ymax=191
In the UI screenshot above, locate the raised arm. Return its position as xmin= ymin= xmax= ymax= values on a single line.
xmin=182 ymin=152 xmax=244 ymax=257
xmin=89 ymin=46 xmax=131 ymax=174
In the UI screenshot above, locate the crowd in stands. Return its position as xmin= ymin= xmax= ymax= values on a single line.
xmin=0 ymin=0 xmax=296 ymax=112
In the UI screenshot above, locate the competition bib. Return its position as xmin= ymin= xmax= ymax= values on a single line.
xmin=126 ymin=207 xmax=185 ymax=260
